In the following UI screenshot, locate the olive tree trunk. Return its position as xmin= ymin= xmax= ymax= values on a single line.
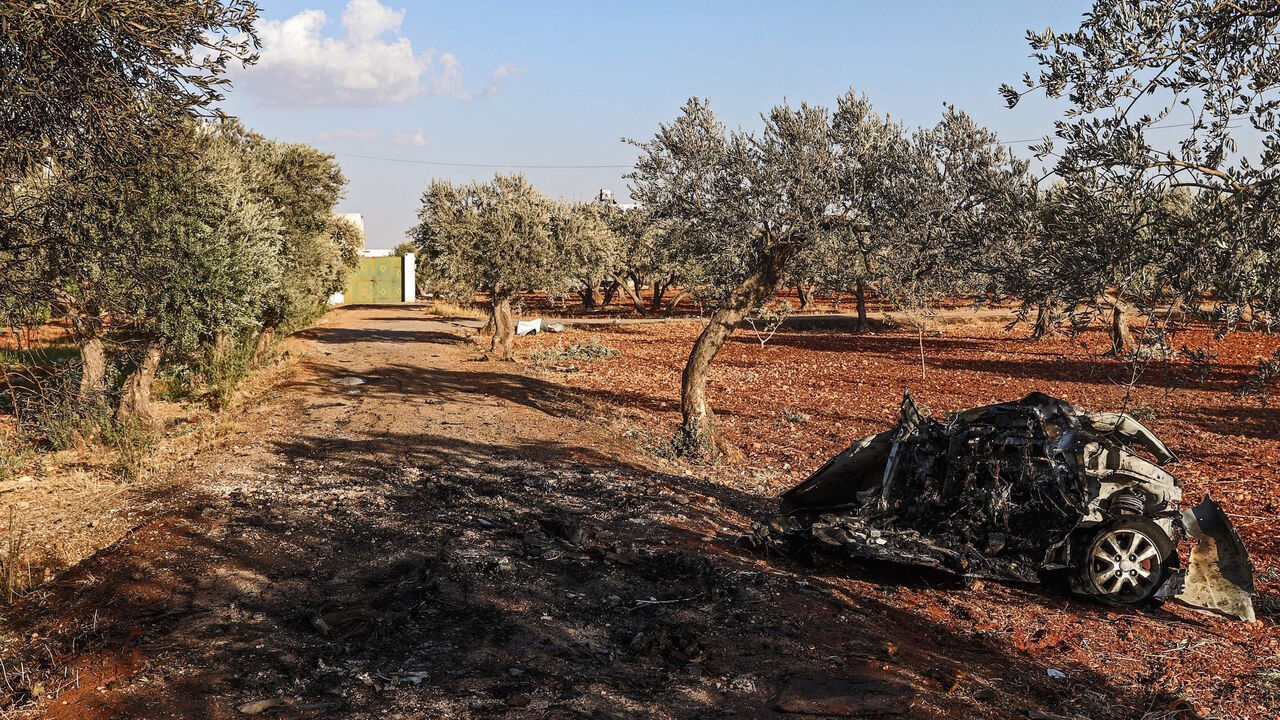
xmin=664 ymin=288 xmax=690 ymax=316
xmin=252 ymin=326 xmax=277 ymax=365
xmin=1110 ymin=299 xmax=1135 ymax=356
xmin=678 ymin=249 xmax=790 ymax=458
xmin=649 ymin=278 xmax=670 ymax=313
xmin=579 ymin=281 xmax=599 ymax=310
xmin=490 ymin=294 xmax=516 ymax=361
xmin=117 ymin=341 xmax=164 ymax=428
xmin=854 ymin=279 xmax=868 ymax=333
xmin=796 ymin=283 xmax=815 ymax=311
xmin=1030 ymin=301 xmax=1059 ymax=340
xmin=66 ymin=302 xmax=106 ymax=402
xmin=78 ymin=336 xmax=107 ymax=401
xmin=612 ymin=274 xmax=648 ymax=315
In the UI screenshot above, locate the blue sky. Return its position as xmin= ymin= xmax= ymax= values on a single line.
xmin=220 ymin=1 xmax=1093 ymax=248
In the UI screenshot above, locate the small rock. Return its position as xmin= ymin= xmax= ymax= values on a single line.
xmin=505 ymin=693 xmax=531 ymax=708
xmin=973 ymin=688 xmax=997 ymax=701
xmin=726 ymin=675 xmax=759 ymax=695
xmin=1046 ymin=669 xmax=1067 ymax=680
xmin=508 ymin=667 xmax=523 ymax=678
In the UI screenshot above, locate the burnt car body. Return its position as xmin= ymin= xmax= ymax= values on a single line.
xmin=768 ymin=392 xmax=1256 ymax=621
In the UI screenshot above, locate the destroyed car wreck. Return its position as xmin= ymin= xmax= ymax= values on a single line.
xmin=762 ymin=392 xmax=1256 ymax=621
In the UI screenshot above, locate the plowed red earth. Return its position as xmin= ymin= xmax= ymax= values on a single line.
xmin=526 ymin=317 xmax=1280 ymax=718
xmin=2 ymin=305 xmax=1277 ymax=719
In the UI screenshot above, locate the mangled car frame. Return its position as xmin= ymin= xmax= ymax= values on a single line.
xmin=766 ymin=392 xmax=1256 ymax=621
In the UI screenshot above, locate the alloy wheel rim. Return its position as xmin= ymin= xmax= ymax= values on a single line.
xmin=1088 ymin=528 xmax=1163 ymax=602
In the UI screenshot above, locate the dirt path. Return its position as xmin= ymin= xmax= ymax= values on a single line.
xmin=1 ymin=306 xmax=1193 ymax=719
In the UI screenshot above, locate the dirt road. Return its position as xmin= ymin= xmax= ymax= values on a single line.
xmin=2 ymin=306 xmax=1202 ymax=719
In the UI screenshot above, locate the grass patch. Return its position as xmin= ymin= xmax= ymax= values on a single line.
xmin=530 ymin=337 xmax=619 ymax=363
xmin=423 ymin=300 xmax=485 ymax=319
xmin=100 ymin=418 xmax=157 ymax=483
xmin=2 ymin=363 xmax=114 ymax=451
xmin=0 ymin=507 xmax=30 ymax=605
xmin=0 ymin=343 xmax=79 ymax=368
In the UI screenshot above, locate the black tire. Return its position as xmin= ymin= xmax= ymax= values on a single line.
xmin=1076 ymin=518 xmax=1176 ymax=607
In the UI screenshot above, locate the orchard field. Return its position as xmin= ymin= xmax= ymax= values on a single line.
xmin=524 ymin=308 xmax=1280 ymax=717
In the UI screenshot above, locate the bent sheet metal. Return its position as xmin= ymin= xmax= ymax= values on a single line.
xmin=766 ymin=392 xmax=1255 ymax=621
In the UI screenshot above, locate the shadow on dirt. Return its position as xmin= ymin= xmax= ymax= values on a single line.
xmin=0 ymin=348 xmax=1198 ymax=719
xmin=294 ymin=325 xmax=468 ymax=347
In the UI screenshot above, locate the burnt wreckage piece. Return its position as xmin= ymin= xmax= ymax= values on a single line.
xmin=766 ymin=392 xmax=1256 ymax=621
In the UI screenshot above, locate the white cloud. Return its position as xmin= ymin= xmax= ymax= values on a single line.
xmin=492 ymin=63 xmax=522 ymax=80
xmin=244 ymin=0 xmax=471 ymax=107
xmin=390 ymin=129 xmax=428 ymax=147
xmin=314 ymin=127 xmax=427 ymax=148
xmin=481 ymin=62 xmax=525 ymax=98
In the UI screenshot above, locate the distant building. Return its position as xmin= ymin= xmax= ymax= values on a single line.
xmin=337 ymin=212 xmax=366 ymax=238
xmin=593 ymin=188 xmax=640 ymax=211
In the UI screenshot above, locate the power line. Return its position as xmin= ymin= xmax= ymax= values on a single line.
xmin=998 ymin=120 xmax=1243 ymax=146
xmin=332 ymin=151 xmax=633 ymax=170
xmin=332 ymin=120 xmax=1242 ymax=166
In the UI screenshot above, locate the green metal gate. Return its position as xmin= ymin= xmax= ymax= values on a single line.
xmin=345 ymin=256 xmax=404 ymax=304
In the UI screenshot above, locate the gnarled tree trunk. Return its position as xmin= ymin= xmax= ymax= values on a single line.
xmin=854 ymin=279 xmax=868 ymax=333
xmin=579 ymin=281 xmax=599 ymax=310
xmin=79 ymin=337 xmax=106 ymax=402
xmin=67 ymin=303 xmax=106 ymax=403
xmin=664 ymin=288 xmax=690 ymax=316
xmin=253 ymin=326 xmax=277 ymax=365
xmin=117 ymin=340 xmax=164 ymax=429
xmin=490 ymin=294 xmax=516 ymax=361
xmin=1110 ymin=299 xmax=1135 ymax=356
xmin=796 ymin=282 xmax=815 ymax=311
xmin=602 ymin=279 xmax=619 ymax=306
xmin=649 ymin=277 xmax=671 ymax=314
xmin=678 ymin=248 xmax=791 ymax=458
xmin=1030 ymin=301 xmax=1059 ymax=340
xmin=612 ymin=274 xmax=648 ymax=316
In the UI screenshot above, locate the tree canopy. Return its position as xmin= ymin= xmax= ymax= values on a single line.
xmin=1006 ymin=0 xmax=1280 ymax=324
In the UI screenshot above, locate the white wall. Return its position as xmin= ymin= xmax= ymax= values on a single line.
xmin=402 ymin=253 xmax=416 ymax=303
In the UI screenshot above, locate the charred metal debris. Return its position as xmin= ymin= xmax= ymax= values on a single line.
xmin=760 ymin=392 xmax=1256 ymax=621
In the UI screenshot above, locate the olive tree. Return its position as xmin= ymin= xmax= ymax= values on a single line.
xmin=234 ymin=130 xmax=354 ymax=345
xmin=859 ymin=107 xmax=1034 ymax=375
xmin=412 ymin=175 xmax=567 ymax=360
xmin=0 ymin=1 xmax=260 ymax=314
xmin=105 ymin=130 xmax=283 ymax=427
xmin=1005 ymin=0 xmax=1280 ymax=324
xmin=551 ymin=202 xmax=621 ymax=310
xmin=824 ymin=90 xmax=916 ymax=328
xmin=629 ymin=98 xmax=839 ymax=456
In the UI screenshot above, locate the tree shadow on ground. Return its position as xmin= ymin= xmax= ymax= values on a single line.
xmin=0 ymin=318 xmax=1216 ymax=719
xmin=293 ymin=325 xmax=468 ymax=347
xmin=3 ymin=428 xmax=1193 ymax=718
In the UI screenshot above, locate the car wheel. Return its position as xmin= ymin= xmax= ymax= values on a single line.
xmin=1078 ymin=519 xmax=1176 ymax=606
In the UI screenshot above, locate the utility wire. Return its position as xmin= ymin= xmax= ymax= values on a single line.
xmin=331 ymin=121 xmax=1241 ymax=166
xmin=332 ymin=151 xmax=633 ymax=169
xmin=998 ymin=120 xmax=1243 ymax=146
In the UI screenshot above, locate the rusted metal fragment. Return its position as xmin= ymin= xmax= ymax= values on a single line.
xmin=1157 ymin=495 xmax=1256 ymax=622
